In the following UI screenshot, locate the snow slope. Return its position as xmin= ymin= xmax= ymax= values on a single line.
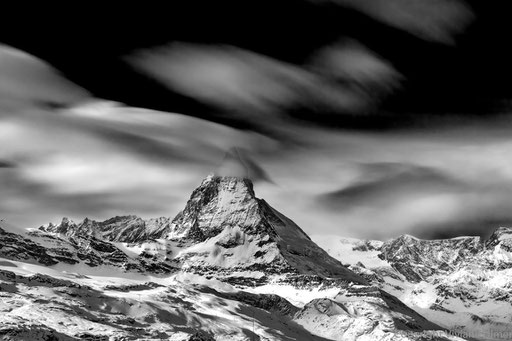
xmin=0 ymin=257 xmax=465 ymax=341
xmin=313 ymin=232 xmax=512 ymax=341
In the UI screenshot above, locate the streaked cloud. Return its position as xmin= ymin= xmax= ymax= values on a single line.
xmin=319 ymin=163 xmax=467 ymax=208
xmin=215 ymin=147 xmax=274 ymax=183
xmin=2 ymin=19 xmax=512 ymax=243
xmin=0 ymin=44 xmax=89 ymax=106
xmin=256 ymin=123 xmax=512 ymax=240
xmin=313 ymin=0 xmax=474 ymax=44
xmin=125 ymin=42 xmax=401 ymax=137
xmin=308 ymin=40 xmax=403 ymax=97
xmin=3 ymin=99 xmax=512 ymax=241
xmin=0 ymin=161 xmax=15 ymax=168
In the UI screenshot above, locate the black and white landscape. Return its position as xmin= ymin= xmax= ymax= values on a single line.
xmin=0 ymin=174 xmax=482 ymax=340
xmin=2 ymin=2 xmax=512 ymax=341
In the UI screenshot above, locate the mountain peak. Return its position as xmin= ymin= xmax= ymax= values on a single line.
xmin=61 ymin=217 xmax=73 ymax=225
xmin=38 ymin=214 xmax=172 ymax=243
xmin=30 ymin=173 xmax=365 ymax=285
xmin=485 ymin=226 xmax=512 ymax=248
xmin=38 ymin=217 xmax=77 ymax=235
xmin=490 ymin=226 xmax=512 ymax=237
xmin=169 ymin=174 xmax=366 ymax=284
xmin=170 ymin=174 xmax=259 ymax=241
xmin=397 ymin=234 xmax=420 ymax=242
xmin=204 ymin=173 xmax=256 ymax=197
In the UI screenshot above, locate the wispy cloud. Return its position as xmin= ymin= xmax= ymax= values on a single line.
xmin=319 ymin=163 xmax=466 ymax=207
xmin=215 ymin=147 xmax=274 ymax=183
xmin=0 ymin=161 xmax=15 ymax=168
xmin=3 ymin=35 xmax=512 ymax=242
xmin=4 ymin=92 xmax=512 ymax=240
xmin=0 ymin=45 xmax=280 ymax=229
xmin=125 ymin=42 xmax=402 ymax=137
xmin=308 ymin=39 xmax=403 ymax=97
xmin=312 ymin=0 xmax=474 ymax=44
xmin=0 ymin=44 xmax=89 ymax=106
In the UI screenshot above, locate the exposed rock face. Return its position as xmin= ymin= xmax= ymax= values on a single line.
xmin=169 ymin=175 xmax=367 ymax=285
xmin=188 ymin=332 xmax=216 ymax=341
xmin=0 ymin=325 xmax=75 ymax=341
xmin=378 ymin=230 xmax=512 ymax=285
xmin=0 ymin=226 xmax=175 ymax=273
xmin=484 ymin=227 xmax=512 ymax=263
xmin=380 ymin=235 xmax=483 ymax=282
xmin=40 ymin=215 xmax=172 ymax=243
xmin=0 ymin=227 xmax=62 ymax=266
xmin=170 ymin=175 xmax=260 ymax=240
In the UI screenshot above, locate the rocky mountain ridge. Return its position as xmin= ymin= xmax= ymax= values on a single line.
xmin=40 ymin=215 xmax=172 ymax=243
xmin=314 ymin=229 xmax=512 ymax=340
xmin=28 ymin=175 xmax=366 ymax=287
xmin=0 ymin=174 xmax=465 ymax=340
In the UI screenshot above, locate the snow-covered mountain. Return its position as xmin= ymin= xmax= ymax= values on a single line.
xmin=314 ymin=231 xmax=512 ymax=341
xmin=41 ymin=215 xmax=173 ymax=243
xmin=0 ymin=174 xmax=466 ymax=340
xmin=18 ymin=174 xmax=365 ymax=286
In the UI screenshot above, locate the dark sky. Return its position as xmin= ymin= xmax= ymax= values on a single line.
xmin=2 ymin=1 xmax=512 ymax=240
xmin=3 ymin=2 xmax=511 ymax=126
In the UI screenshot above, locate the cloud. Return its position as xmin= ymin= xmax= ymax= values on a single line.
xmin=253 ymin=123 xmax=512 ymax=240
xmin=319 ymin=163 xmax=467 ymax=208
xmin=0 ymin=43 xmax=280 ymax=229
xmin=4 ymin=97 xmax=512 ymax=241
xmin=0 ymin=44 xmax=90 ymax=106
xmin=0 ymin=100 xmax=279 ymax=229
xmin=308 ymin=40 xmax=403 ymax=97
xmin=312 ymin=162 xmax=512 ymax=239
xmin=125 ymin=42 xmax=402 ymax=137
xmin=407 ymin=181 xmax=512 ymax=240
xmin=66 ymin=101 xmax=279 ymax=164
xmin=215 ymin=147 xmax=274 ymax=183
xmin=2 ymin=40 xmax=512 ymax=242
xmin=415 ymin=218 xmax=512 ymax=241
xmin=0 ymin=167 xmax=184 ymax=230
xmin=313 ymin=0 xmax=474 ymax=44
xmin=0 ymin=161 xmax=15 ymax=168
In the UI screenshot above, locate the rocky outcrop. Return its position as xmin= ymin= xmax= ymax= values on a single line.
xmin=0 ymin=325 xmax=75 ymax=341
xmin=380 ymin=235 xmax=482 ymax=282
xmin=0 ymin=227 xmax=63 ymax=266
xmin=1 ymin=227 xmax=175 ymax=273
xmin=40 ymin=215 xmax=173 ymax=243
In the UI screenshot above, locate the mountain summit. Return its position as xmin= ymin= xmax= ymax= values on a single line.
xmin=170 ymin=174 xmax=366 ymax=285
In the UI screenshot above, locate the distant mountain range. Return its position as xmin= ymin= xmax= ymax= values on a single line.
xmin=2 ymin=174 xmax=506 ymax=340
xmin=314 ymin=228 xmax=512 ymax=340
